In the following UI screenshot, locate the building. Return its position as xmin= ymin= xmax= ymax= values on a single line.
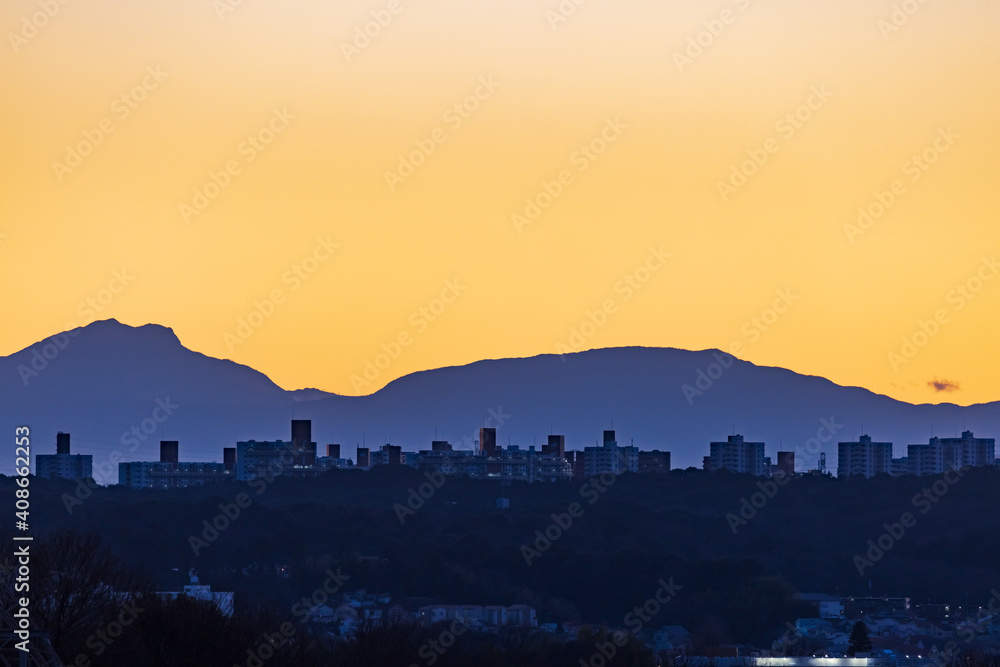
xmin=638 ymin=450 xmax=671 ymax=473
xmin=416 ymin=603 xmax=537 ymax=628
xmin=838 ymin=435 xmax=893 ymax=479
xmin=119 ymin=441 xmax=232 ymax=489
xmin=479 ymin=427 xmax=497 ymax=457
xmin=369 ymin=444 xmax=404 ymax=466
xmin=708 ymin=434 xmax=767 ymax=476
xmin=583 ymin=430 xmax=639 ymax=476
xmin=776 ymin=451 xmax=795 ymax=477
xmin=542 ymin=435 xmax=566 ymax=458
xmin=907 ymin=431 xmax=996 ymax=476
xmin=157 ymin=571 xmax=234 ymax=617
xmin=356 ymin=447 xmax=370 ymax=468
xmin=890 ymin=457 xmax=909 ymax=476
xmin=35 ymin=432 xmax=93 ymax=481
xmin=411 ymin=440 xmax=571 ymax=482
xmin=235 ymin=420 xmax=324 ymax=481
xmin=316 ymin=443 xmax=352 ymax=471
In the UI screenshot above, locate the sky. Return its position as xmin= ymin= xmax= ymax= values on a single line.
xmin=1 ymin=0 xmax=999 ymax=405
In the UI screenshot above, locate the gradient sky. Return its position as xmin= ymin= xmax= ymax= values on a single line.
xmin=2 ymin=0 xmax=999 ymax=404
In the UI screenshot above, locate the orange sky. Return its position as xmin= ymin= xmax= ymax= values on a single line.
xmin=2 ymin=0 xmax=998 ymax=404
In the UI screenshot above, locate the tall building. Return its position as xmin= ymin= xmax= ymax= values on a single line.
xmin=583 ymin=430 xmax=639 ymax=476
xmin=708 ymin=434 xmax=767 ymax=477
xmin=290 ymin=419 xmax=317 ymax=466
xmin=837 ymin=435 xmax=893 ymax=479
xmin=370 ymin=444 xmax=403 ymax=466
xmin=160 ymin=440 xmax=179 ymax=464
xmin=543 ymin=435 xmax=566 ymax=458
xmin=35 ymin=432 xmax=93 ymax=481
xmin=235 ymin=420 xmax=323 ymax=481
xmin=356 ymin=447 xmax=371 ymax=468
xmin=908 ymin=431 xmax=996 ymax=476
xmin=223 ymin=447 xmax=236 ymax=472
xmin=479 ymin=428 xmax=497 ymax=457
xmin=776 ymin=451 xmax=795 ymax=477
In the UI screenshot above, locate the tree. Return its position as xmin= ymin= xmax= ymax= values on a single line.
xmin=848 ymin=621 xmax=872 ymax=655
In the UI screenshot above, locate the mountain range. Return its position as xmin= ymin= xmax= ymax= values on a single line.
xmin=2 ymin=319 xmax=997 ymax=481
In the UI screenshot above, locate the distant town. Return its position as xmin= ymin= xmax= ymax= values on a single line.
xmin=33 ymin=420 xmax=997 ymax=489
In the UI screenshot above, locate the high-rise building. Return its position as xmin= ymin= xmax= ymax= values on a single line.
xmin=907 ymin=431 xmax=996 ymax=476
xmin=583 ymin=430 xmax=639 ymax=476
xmin=356 ymin=447 xmax=371 ymax=468
xmin=223 ymin=447 xmax=236 ymax=472
xmin=837 ymin=435 xmax=893 ymax=478
xmin=479 ymin=428 xmax=497 ymax=457
xmin=35 ymin=432 xmax=93 ymax=481
xmin=160 ymin=441 xmax=179 ymax=464
xmin=290 ymin=420 xmax=317 ymax=466
xmin=370 ymin=444 xmax=403 ymax=466
xmin=543 ymin=435 xmax=566 ymax=458
xmin=708 ymin=435 xmax=767 ymax=477
xmin=776 ymin=451 xmax=795 ymax=477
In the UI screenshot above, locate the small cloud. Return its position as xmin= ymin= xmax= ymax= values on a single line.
xmin=928 ymin=378 xmax=961 ymax=393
